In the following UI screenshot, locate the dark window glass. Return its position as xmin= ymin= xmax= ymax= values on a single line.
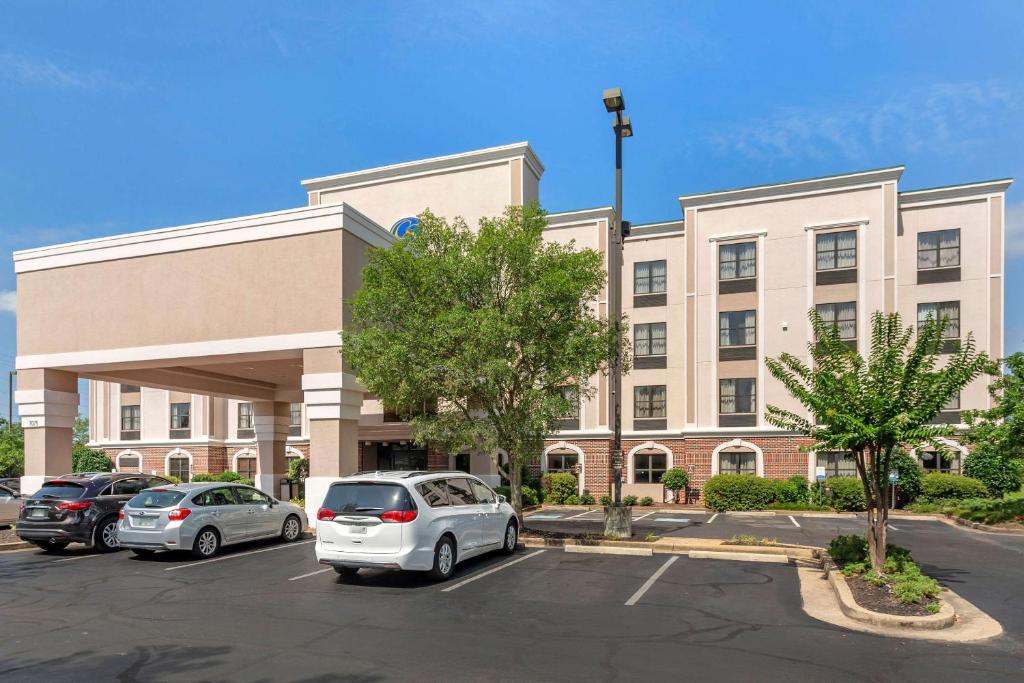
xmin=120 ymin=384 xmax=140 ymax=394
xmin=417 ymin=480 xmax=450 ymax=507
xmin=323 ymin=483 xmax=414 ymax=517
xmin=168 ymin=457 xmax=190 ymax=482
xmin=170 ymin=403 xmax=190 ymax=430
xmin=237 ymin=458 xmax=257 ymax=481
xmin=634 ymin=453 xmax=667 ymax=483
xmin=816 ymin=452 xmax=857 ymax=478
xmin=634 ymin=322 xmax=667 ymax=356
xmin=289 ymin=403 xmax=302 ymax=427
xmin=816 ymin=230 xmax=857 ymax=271
xmin=118 ymin=456 xmax=140 ymax=472
xmin=147 ymin=477 xmax=171 ymax=488
xmin=917 ymin=229 xmax=960 ymax=270
xmin=920 ymin=450 xmax=961 ymax=475
xmin=634 ymin=260 xmax=667 ymax=294
xmin=719 ymin=242 xmax=756 ymax=280
xmin=34 ymin=481 xmax=86 ymax=499
xmin=120 ymin=405 xmax=141 ymax=431
xmin=192 ymin=487 xmax=239 ymax=507
xmin=130 ymin=490 xmax=187 ymax=508
xmin=719 ymin=310 xmax=756 ymax=347
xmin=720 ymin=379 xmax=756 ymax=414
xmin=944 ymin=394 xmax=960 ymax=411
xmin=470 ymin=480 xmax=496 ymax=504
xmin=238 ymin=403 xmax=254 ymax=430
xmin=235 ymin=487 xmax=271 ymax=505
xmin=719 ymin=451 xmax=756 ymax=475
xmin=816 ymin=302 xmax=857 ymax=341
xmin=445 ymin=478 xmax=478 ymax=506
xmin=111 ymin=478 xmax=147 ymax=495
xmin=547 ymin=453 xmax=579 ymax=472
xmin=917 ymin=301 xmax=960 ymax=339
xmin=634 ymin=385 xmax=667 ymax=418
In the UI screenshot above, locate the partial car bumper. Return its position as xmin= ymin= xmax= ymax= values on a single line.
xmin=315 ymin=540 xmax=433 ymax=571
xmin=16 ymin=522 xmax=91 ymax=544
xmin=117 ymin=524 xmax=191 ymax=551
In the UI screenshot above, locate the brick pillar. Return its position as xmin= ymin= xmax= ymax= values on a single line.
xmin=253 ymin=401 xmax=289 ymax=497
xmin=16 ymin=368 xmax=79 ymax=494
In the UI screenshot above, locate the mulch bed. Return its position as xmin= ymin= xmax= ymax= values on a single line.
xmin=846 ymin=574 xmax=932 ymax=617
xmin=0 ymin=526 xmax=22 ymax=544
xmin=521 ymin=527 xmax=656 ymax=542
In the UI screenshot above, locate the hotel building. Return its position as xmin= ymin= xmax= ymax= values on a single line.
xmin=14 ymin=143 xmax=1009 ymax=518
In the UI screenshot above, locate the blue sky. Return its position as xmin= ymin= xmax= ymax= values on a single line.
xmin=1 ymin=1 xmax=1022 ymax=416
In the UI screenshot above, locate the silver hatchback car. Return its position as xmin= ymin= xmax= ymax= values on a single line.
xmin=117 ymin=483 xmax=307 ymax=559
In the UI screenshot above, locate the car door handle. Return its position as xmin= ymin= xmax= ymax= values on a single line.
xmin=211 ymin=511 xmax=221 ymax=517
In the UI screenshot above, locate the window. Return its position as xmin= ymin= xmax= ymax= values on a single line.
xmin=111 ymin=478 xmax=147 ymax=496
xmin=719 ymin=450 xmax=756 ymax=475
xmin=944 ymin=394 xmax=960 ymax=411
xmin=634 ymin=385 xmax=667 ymax=419
xmin=917 ymin=302 xmax=960 ymax=339
xmin=0 ymin=486 xmax=12 ymax=502
xmin=547 ymin=452 xmax=579 ymax=472
xmin=192 ymin=487 xmax=238 ymax=507
xmin=120 ymin=384 xmax=140 ymax=393
xmin=118 ymin=456 xmax=140 ymax=472
xmin=719 ymin=242 xmax=756 ymax=280
xmin=237 ymin=457 xmax=256 ymax=481
xmin=918 ymin=229 xmax=960 ymax=270
xmin=634 ymin=322 xmax=667 ymax=356
xmin=170 ymin=403 xmax=191 ymax=429
xmin=235 ymin=487 xmax=271 ymax=505
xmin=120 ymin=405 xmax=141 ymax=431
xmin=558 ymin=386 xmax=579 ymax=419
xmin=445 ymin=478 xmax=478 ymax=506
xmin=454 ymin=453 xmax=470 ymax=472
xmin=720 ymin=379 xmax=756 ymax=414
xmin=920 ymin=450 xmax=961 ymax=475
xmin=470 ymin=480 xmax=496 ymax=504
xmin=417 ymin=480 xmax=450 ymax=507
xmin=289 ymin=403 xmax=302 ymax=436
xmin=816 ymin=231 xmax=857 ymax=271
xmin=238 ymin=403 xmax=254 ymax=430
xmin=816 ymin=302 xmax=857 ymax=341
xmin=719 ymin=311 xmax=756 ymax=347
xmin=168 ymin=456 xmax=190 ymax=482
xmin=634 ymin=452 xmax=667 ymax=484
xmin=634 ymin=260 xmax=667 ymax=294
xmin=816 ymin=452 xmax=857 ymax=478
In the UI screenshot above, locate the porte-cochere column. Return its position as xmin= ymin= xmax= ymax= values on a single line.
xmin=16 ymin=368 xmax=79 ymax=494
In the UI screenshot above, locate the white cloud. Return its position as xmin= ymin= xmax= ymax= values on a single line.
xmin=1006 ymin=202 xmax=1024 ymax=259
xmin=0 ymin=52 xmax=134 ymax=91
xmin=0 ymin=291 xmax=15 ymax=315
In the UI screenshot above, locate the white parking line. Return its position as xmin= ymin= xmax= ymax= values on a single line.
xmin=164 ymin=540 xmax=315 ymax=571
xmin=289 ymin=567 xmax=333 ymax=581
xmin=565 ymin=510 xmax=595 ymax=520
xmin=625 ymin=555 xmax=678 ymax=606
xmin=788 ymin=515 xmax=801 ymax=528
xmin=707 ymin=513 xmax=719 ymax=524
xmin=441 ymin=550 xmax=545 ymax=592
xmin=887 ymin=523 xmax=899 ymax=531
xmin=51 ymin=553 xmax=108 ymax=564
xmin=524 ymin=514 xmax=563 ymax=520
xmin=632 ymin=511 xmax=656 ymax=521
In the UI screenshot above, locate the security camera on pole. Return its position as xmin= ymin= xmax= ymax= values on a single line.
xmin=602 ymin=87 xmax=633 ymax=539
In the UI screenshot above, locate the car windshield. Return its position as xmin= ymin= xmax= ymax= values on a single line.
xmin=323 ymin=483 xmax=413 ymax=517
xmin=34 ymin=481 xmax=86 ymax=500
xmin=129 ymin=490 xmax=187 ymax=509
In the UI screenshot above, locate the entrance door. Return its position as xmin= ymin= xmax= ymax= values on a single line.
xmin=377 ymin=444 xmax=428 ymax=471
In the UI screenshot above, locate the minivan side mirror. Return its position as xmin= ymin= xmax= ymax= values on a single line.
xmin=497 ymin=495 xmax=507 ymax=505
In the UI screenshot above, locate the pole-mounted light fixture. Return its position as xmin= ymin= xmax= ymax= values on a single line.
xmin=602 ymin=87 xmax=625 ymax=113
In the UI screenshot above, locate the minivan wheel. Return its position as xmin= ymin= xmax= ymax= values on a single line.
xmin=429 ymin=536 xmax=456 ymax=581
xmin=191 ymin=528 xmax=220 ymax=559
xmin=281 ymin=515 xmax=302 ymax=542
xmin=502 ymin=520 xmax=518 ymax=554
xmin=33 ymin=539 xmax=69 ymax=553
xmin=94 ymin=517 xmax=120 ymax=552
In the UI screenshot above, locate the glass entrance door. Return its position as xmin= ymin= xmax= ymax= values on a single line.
xmin=377 ymin=443 xmax=428 ymax=471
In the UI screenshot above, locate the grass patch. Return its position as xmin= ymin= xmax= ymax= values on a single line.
xmin=726 ymin=533 xmax=779 ymax=546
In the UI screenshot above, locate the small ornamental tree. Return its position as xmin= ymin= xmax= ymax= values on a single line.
xmin=661 ymin=468 xmax=689 ymax=503
xmin=963 ymin=352 xmax=1024 ymax=497
xmin=766 ymin=310 xmax=992 ymax=571
xmin=344 ymin=204 xmax=620 ymax=518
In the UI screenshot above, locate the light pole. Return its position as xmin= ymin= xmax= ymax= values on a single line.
xmin=602 ymin=87 xmax=633 ymax=538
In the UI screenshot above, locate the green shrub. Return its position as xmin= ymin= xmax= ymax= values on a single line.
xmin=599 ymin=495 xmax=612 ymax=506
xmin=623 ymin=495 xmax=638 ymax=506
xmin=578 ymin=492 xmax=595 ymax=505
xmin=771 ymin=476 xmax=808 ymax=505
xmin=703 ymin=474 xmax=775 ymax=511
xmin=829 ymin=535 xmax=868 ymax=566
xmin=890 ymin=449 xmax=922 ymax=505
xmin=920 ymin=473 xmax=988 ymax=502
xmin=544 ymin=472 xmax=579 ymax=505
xmin=288 ymin=457 xmax=309 ymax=481
xmin=289 ymin=497 xmax=305 ymax=509
xmin=766 ymin=501 xmax=830 ymax=511
xmin=964 ymin=447 xmax=1024 ymax=498
xmin=193 ymin=470 xmax=253 ymax=485
xmin=192 ymin=473 xmax=215 ymax=482
xmin=827 ymin=477 xmax=866 ymax=511
xmin=639 ymin=496 xmax=654 ymax=506
xmin=890 ymin=563 xmax=941 ymax=604
xmin=521 ymin=485 xmax=540 ymax=506
xmin=164 ymin=476 xmax=182 ymax=484
xmin=953 ymin=496 xmax=1024 ymax=525
xmin=564 ymin=494 xmax=581 ymax=505
xmin=72 ymin=446 xmax=113 ymax=473
xmin=495 ymin=485 xmax=511 ymax=500
xmin=661 ymin=468 xmax=689 ymax=502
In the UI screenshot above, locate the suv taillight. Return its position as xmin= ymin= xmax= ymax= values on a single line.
xmin=380 ymin=510 xmax=418 ymax=523
xmin=118 ymin=510 xmax=125 ymax=520
xmin=56 ymin=501 xmax=92 ymax=512
xmin=317 ymin=508 xmax=336 ymax=521
xmin=168 ymin=508 xmax=191 ymax=521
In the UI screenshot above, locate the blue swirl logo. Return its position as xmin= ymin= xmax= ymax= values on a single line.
xmin=390 ymin=216 xmax=420 ymax=238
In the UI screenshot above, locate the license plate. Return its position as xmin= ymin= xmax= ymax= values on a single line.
xmin=133 ymin=517 xmax=157 ymax=528
xmin=350 ymin=526 xmax=366 ymax=535
xmin=29 ymin=509 xmax=47 ymax=519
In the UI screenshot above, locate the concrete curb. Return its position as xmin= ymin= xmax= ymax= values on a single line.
xmin=724 ymin=510 xmax=776 ymax=517
xmin=947 ymin=514 xmax=1024 ymax=534
xmin=565 ymin=544 xmax=653 ymax=557
xmin=0 ymin=540 xmax=33 ymax=552
xmin=689 ymin=550 xmax=789 ymax=563
xmin=521 ymin=536 xmax=820 ymax=561
xmin=822 ymin=554 xmax=955 ymax=630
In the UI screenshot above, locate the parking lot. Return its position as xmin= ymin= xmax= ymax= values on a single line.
xmin=2 ymin=516 xmax=1024 ymax=682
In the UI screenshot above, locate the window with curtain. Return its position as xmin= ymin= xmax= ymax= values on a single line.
xmin=634 ymin=385 xmax=667 ymax=418
xmin=815 ymin=230 xmax=857 ymax=270
xmin=719 ymin=450 xmax=756 ymax=475
xmin=238 ymin=402 xmax=254 ymax=430
xmin=634 ymin=452 xmax=667 ymax=483
xmin=170 ymin=403 xmax=191 ymax=430
xmin=168 ymin=456 xmax=191 ymax=482
xmin=719 ymin=242 xmax=756 ymax=280
xmin=634 ymin=322 xmax=667 ymax=356
xmin=816 ymin=452 xmax=857 ymax=478
xmin=815 ymin=302 xmax=857 ymax=340
xmin=720 ymin=378 xmax=756 ymax=414
xmin=120 ymin=405 xmax=141 ymax=431
xmin=920 ymin=450 xmax=961 ymax=474
xmin=917 ymin=229 xmax=960 ymax=269
xmin=719 ymin=310 xmax=756 ymax=346
xmin=634 ymin=260 xmax=667 ymax=294
xmin=917 ymin=302 xmax=960 ymax=339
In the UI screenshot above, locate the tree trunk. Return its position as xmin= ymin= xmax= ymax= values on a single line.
xmin=866 ymin=501 xmax=888 ymax=571
xmin=509 ymin=458 xmax=524 ymax=522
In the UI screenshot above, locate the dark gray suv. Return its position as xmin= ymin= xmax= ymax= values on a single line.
xmin=17 ymin=473 xmax=172 ymax=552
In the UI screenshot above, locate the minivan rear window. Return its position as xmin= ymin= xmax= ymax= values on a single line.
xmin=323 ymin=483 xmax=414 ymax=517
xmin=129 ymin=490 xmax=186 ymax=509
xmin=34 ymin=481 xmax=86 ymax=500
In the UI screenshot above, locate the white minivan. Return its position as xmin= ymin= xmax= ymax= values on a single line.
xmin=315 ymin=471 xmax=519 ymax=581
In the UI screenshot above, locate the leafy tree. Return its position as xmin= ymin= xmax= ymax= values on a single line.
xmin=344 ymin=204 xmax=620 ymax=517
xmin=963 ymin=352 xmax=1024 ymax=497
xmin=766 ymin=310 xmax=992 ymax=571
xmin=661 ymin=468 xmax=689 ymax=503
xmin=70 ymin=416 xmax=113 ymax=473
xmin=0 ymin=419 xmax=25 ymax=478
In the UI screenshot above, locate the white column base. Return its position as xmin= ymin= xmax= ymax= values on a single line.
xmin=304 ymin=476 xmax=342 ymax=529
xmin=20 ymin=475 xmax=47 ymax=496
xmin=255 ymin=473 xmax=284 ymax=497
